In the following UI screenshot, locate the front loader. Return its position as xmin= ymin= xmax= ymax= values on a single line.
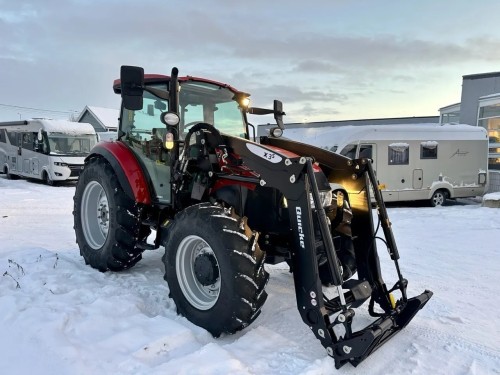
xmin=73 ymin=66 xmax=432 ymax=368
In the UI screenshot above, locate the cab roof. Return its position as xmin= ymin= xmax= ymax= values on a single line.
xmin=113 ymin=74 xmax=243 ymax=95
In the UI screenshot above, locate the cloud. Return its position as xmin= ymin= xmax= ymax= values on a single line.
xmin=2 ymin=0 xmax=500 ymax=121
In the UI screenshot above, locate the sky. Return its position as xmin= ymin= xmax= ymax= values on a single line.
xmin=2 ymin=0 xmax=500 ymax=123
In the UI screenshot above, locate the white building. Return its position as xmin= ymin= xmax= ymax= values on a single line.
xmin=77 ymin=106 xmax=119 ymax=133
xmin=439 ymin=72 xmax=500 ymax=192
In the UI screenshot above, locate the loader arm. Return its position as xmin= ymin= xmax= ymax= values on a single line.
xmin=226 ymin=135 xmax=432 ymax=368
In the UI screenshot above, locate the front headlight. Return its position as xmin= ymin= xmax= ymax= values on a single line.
xmin=310 ymin=190 xmax=333 ymax=208
xmin=53 ymin=162 xmax=68 ymax=167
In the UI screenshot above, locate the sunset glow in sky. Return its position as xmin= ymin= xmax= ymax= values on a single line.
xmin=2 ymin=0 xmax=500 ymax=123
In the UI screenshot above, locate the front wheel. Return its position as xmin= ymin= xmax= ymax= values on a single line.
xmin=430 ymin=189 xmax=448 ymax=207
xmin=163 ymin=203 xmax=269 ymax=336
xmin=73 ymin=157 xmax=150 ymax=271
xmin=42 ymin=170 xmax=54 ymax=186
xmin=5 ymin=167 xmax=18 ymax=180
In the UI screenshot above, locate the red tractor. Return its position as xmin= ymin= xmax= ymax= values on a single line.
xmin=73 ymin=66 xmax=432 ymax=368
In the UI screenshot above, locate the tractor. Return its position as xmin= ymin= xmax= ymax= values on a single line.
xmin=73 ymin=66 xmax=432 ymax=368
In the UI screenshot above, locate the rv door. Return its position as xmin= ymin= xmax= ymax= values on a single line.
xmin=413 ymin=169 xmax=423 ymax=189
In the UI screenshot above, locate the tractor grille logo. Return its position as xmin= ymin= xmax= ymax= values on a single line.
xmin=296 ymin=207 xmax=305 ymax=248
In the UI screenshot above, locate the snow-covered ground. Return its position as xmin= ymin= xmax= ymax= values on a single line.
xmin=1 ymin=176 xmax=499 ymax=375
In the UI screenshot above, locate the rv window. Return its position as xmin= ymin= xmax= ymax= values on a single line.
xmin=359 ymin=144 xmax=373 ymax=159
xmin=388 ymin=143 xmax=409 ymax=165
xmin=7 ymin=131 xmax=17 ymax=146
xmin=0 ymin=129 xmax=6 ymax=143
xmin=420 ymin=141 xmax=438 ymax=159
xmin=340 ymin=144 xmax=357 ymax=159
xmin=22 ymin=132 xmax=34 ymax=151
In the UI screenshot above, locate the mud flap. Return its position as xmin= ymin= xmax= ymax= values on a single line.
xmin=333 ymin=290 xmax=433 ymax=368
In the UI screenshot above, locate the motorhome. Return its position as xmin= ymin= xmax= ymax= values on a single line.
xmin=0 ymin=119 xmax=97 ymax=185
xmin=281 ymin=124 xmax=488 ymax=206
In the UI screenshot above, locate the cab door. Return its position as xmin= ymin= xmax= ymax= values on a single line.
xmin=121 ymin=96 xmax=172 ymax=204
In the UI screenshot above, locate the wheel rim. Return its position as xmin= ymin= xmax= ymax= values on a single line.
xmin=433 ymin=192 xmax=444 ymax=206
xmin=176 ymin=235 xmax=221 ymax=310
xmin=81 ymin=181 xmax=109 ymax=249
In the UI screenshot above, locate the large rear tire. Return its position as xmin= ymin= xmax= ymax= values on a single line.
xmin=73 ymin=157 xmax=151 ymax=271
xmin=163 ymin=203 xmax=269 ymax=336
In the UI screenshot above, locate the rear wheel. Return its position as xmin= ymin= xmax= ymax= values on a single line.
xmin=430 ymin=189 xmax=448 ymax=207
xmin=163 ymin=203 xmax=268 ymax=336
xmin=73 ymin=157 xmax=151 ymax=271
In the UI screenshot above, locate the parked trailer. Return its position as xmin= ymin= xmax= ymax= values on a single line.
xmin=0 ymin=119 xmax=97 ymax=185
xmin=281 ymin=124 xmax=488 ymax=206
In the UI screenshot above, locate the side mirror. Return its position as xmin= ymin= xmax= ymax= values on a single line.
xmin=120 ymin=65 xmax=144 ymax=110
xmin=273 ymin=100 xmax=285 ymax=129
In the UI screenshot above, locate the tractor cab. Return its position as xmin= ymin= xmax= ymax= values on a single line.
xmin=113 ymin=66 xmax=284 ymax=205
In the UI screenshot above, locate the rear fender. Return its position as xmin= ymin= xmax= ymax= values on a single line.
xmin=429 ymin=181 xmax=453 ymax=199
xmin=86 ymin=142 xmax=152 ymax=204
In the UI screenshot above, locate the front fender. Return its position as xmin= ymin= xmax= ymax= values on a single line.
xmin=86 ymin=141 xmax=152 ymax=204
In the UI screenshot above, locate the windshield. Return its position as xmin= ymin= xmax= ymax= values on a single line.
xmin=47 ymin=134 xmax=96 ymax=156
xmin=120 ymin=81 xmax=247 ymax=141
xmin=179 ymin=81 xmax=246 ymax=138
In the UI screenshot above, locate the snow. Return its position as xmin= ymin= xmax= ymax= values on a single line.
xmin=85 ymin=106 xmax=120 ymax=130
xmin=484 ymin=192 xmax=500 ymax=201
xmin=282 ymin=124 xmax=487 ymax=151
xmin=421 ymin=140 xmax=439 ymax=148
xmin=38 ymin=119 xmax=96 ymax=135
xmin=1 ymin=176 xmax=500 ymax=374
xmin=388 ymin=142 xmax=409 ymax=150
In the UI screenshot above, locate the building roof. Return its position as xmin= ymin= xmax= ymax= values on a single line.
xmin=462 ymin=71 xmax=500 ymax=80
xmin=438 ymin=102 xmax=461 ymax=112
xmin=77 ymin=106 xmax=119 ymax=130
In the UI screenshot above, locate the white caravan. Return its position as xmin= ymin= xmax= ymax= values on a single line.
xmin=0 ymin=119 xmax=97 ymax=185
xmin=282 ymin=124 xmax=488 ymax=206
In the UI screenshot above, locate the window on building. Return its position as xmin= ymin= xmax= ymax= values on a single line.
xmin=388 ymin=143 xmax=409 ymax=165
xmin=440 ymin=112 xmax=460 ymax=124
xmin=478 ymin=102 xmax=500 ymax=170
xmin=420 ymin=141 xmax=438 ymax=159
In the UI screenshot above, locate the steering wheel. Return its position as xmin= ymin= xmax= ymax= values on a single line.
xmin=184 ymin=122 xmax=224 ymax=150
xmin=183 ymin=121 xmax=205 ymax=135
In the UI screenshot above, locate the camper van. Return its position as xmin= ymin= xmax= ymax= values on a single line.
xmin=0 ymin=119 xmax=97 ymax=185
xmin=282 ymin=124 xmax=488 ymax=206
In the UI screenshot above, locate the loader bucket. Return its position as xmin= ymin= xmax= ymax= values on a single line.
xmin=332 ymin=290 xmax=433 ymax=368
